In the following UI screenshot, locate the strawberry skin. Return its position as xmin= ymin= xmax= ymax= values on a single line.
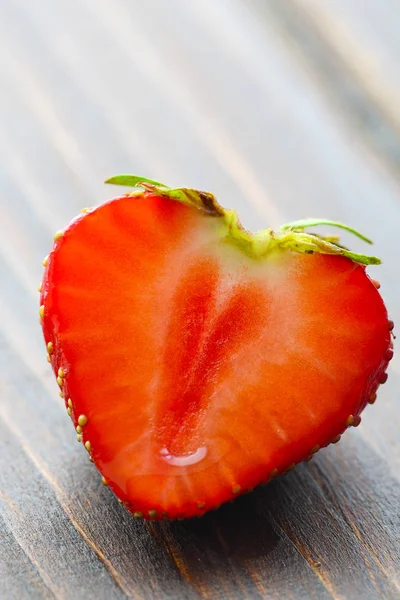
xmin=39 ymin=177 xmax=393 ymax=519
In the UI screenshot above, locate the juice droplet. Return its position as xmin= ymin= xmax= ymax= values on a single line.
xmin=160 ymin=446 xmax=207 ymax=467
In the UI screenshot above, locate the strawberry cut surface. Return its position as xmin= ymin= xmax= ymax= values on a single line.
xmin=40 ymin=178 xmax=393 ymax=519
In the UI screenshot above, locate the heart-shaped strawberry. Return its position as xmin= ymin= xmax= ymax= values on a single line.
xmin=39 ymin=175 xmax=393 ymax=519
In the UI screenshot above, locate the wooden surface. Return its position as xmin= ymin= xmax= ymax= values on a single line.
xmin=1 ymin=1 xmax=400 ymax=598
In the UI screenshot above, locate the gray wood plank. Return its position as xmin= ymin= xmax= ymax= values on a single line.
xmin=296 ymin=0 xmax=400 ymax=111
xmin=0 ymin=417 xmax=128 ymax=600
xmin=245 ymin=0 xmax=400 ymax=179
xmin=0 ymin=514 xmax=54 ymax=600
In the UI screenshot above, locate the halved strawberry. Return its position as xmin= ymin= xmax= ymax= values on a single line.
xmin=39 ymin=175 xmax=393 ymax=519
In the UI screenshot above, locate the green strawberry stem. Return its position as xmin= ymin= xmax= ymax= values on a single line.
xmin=105 ymin=175 xmax=381 ymax=266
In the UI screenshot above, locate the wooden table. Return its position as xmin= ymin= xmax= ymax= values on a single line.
xmin=1 ymin=1 xmax=399 ymax=598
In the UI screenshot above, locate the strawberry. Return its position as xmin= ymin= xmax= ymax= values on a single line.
xmin=39 ymin=175 xmax=393 ymax=520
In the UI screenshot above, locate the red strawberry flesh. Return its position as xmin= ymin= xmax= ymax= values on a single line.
xmin=40 ymin=185 xmax=392 ymax=519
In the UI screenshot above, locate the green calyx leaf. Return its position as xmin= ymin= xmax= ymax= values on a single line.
xmin=279 ymin=218 xmax=380 ymax=265
xmin=105 ymin=174 xmax=224 ymax=216
xmin=274 ymin=230 xmax=380 ymax=265
xmin=280 ymin=218 xmax=373 ymax=244
xmin=105 ymin=174 xmax=170 ymax=189
xmin=104 ymin=175 xmax=380 ymax=266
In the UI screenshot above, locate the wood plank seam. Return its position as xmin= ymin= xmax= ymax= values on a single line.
xmin=0 ymin=493 xmax=61 ymax=599
xmin=0 ymin=411 xmax=139 ymax=600
xmin=311 ymin=461 xmax=400 ymax=594
xmin=268 ymin=514 xmax=339 ymax=599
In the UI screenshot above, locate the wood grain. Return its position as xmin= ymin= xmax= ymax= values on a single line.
xmin=0 ymin=1 xmax=399 ymax=598
xmin=247 ymin=0 xmax=400 ymax=179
